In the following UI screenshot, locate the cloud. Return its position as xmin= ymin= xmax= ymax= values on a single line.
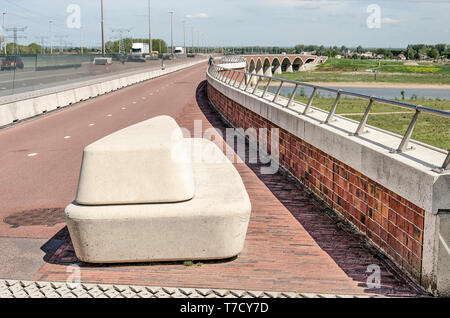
xmin=381 ymin=17 xmax=400 ymax=24
xmin=263 ymin=0 xmax=349 ymax=11
xmin=185 ymin=13 xmax=209 ymax=19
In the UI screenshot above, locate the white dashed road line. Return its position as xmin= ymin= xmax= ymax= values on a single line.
xmin=27 ymin=153 xmax=38 ymax=157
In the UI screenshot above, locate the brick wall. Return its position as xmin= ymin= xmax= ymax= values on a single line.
xmin=207 ymin=83 xmax=425 ymax=281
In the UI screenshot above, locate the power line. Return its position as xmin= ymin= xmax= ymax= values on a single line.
xmin=5 ymin=26 xmax=27 ymax=54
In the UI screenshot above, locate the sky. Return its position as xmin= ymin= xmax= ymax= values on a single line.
xmin=0 ymin=0 xmax=449 ymax=49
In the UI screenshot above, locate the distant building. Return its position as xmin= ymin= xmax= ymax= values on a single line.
xmin=397 ymin=54 xmax=406 ymax=61
xmin=361 ymin=51 xmax=373 ymax=58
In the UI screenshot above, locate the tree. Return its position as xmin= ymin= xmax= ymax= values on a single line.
xmin=407 ymin=46 xmax=416 ymax=60
xmin=356 ymin=45 xmax=364 ymax=53
xmin=428 ymin=48 xmax=440 ymax=59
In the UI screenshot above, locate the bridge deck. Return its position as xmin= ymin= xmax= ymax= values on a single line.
xmin=0 ymin=63 xmax=425 ymax=296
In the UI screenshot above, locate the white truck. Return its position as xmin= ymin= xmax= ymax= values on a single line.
xmin=129 ymin=43 xmax=150 ymax=61
xmin=174 ymin=46 xmax=185 ymax=55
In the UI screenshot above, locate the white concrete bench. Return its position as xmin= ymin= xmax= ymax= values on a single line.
xmin=65 ymin=116 xmax=251 ymax=263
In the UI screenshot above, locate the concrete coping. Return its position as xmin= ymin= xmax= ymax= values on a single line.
xmin=207 ymin=71 xmax=450 ymax=215
xmin=76 ymin=116 xmax=195 ymax=205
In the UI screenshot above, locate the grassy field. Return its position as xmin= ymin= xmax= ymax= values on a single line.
xmin=293 ymin=96 xmax=450 ymax=149
xmin=278 ymin=58 xmax=450 ymax=85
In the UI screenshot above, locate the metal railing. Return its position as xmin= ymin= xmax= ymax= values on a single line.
xmin=208 ymin=63 xmax=450 ymax=173
xmin=218 ymin=55 xmax=247 ymax=64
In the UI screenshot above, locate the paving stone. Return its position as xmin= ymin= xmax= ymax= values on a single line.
xmin=136 ymin=291 xmax=153 ymax=298
xmin=212 ymin=289 xmax=229 ymax=297
xmin=195 ymin=288 xmax=212 ymax=297
xmin=179 ymin=288 xmax=195 ymax=296
xmin=247 ymin=290 xmax=265 ymax=298
xmin=98 ymin=284 xmax=114 ymax=292
xmin=230 ymin=290 xmax=247 ymax=298
xmin=146 ymin=286 xmax=161 ymax=294
xmin=113 ymin=285 xmax=128 ymax=292
xmin=104 ymin=289 xmax=119 ymax=298
xmin=129 ymin=285 xmax=145 ymax=293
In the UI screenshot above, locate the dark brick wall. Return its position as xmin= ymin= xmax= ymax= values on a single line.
xmin=207 ymin=82 xmax=425 ymax=281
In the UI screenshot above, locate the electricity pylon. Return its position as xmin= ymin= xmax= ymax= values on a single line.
xmin=5 ymin=26 xmax=27 ymax=54
xmin=112 ymin=28 xmax=131 ymax=54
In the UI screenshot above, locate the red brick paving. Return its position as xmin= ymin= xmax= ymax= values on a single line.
xmin=33 ymin=81 xmax=426 ymax=297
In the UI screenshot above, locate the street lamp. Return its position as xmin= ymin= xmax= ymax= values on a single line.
xmin=183 ymin=20 xmax=186 ymax=55
xmin=2 ymin=10 xmax=6 ymax=55
xmin=101 ymin=0 xmax=105 ymax=56
xmin=148 ymin=0 xmax=152 ymax=55
xmin=168 ymin=10 xmax=174 ymax=57
xmin=49 ymin=20 xmax=53 ymax=55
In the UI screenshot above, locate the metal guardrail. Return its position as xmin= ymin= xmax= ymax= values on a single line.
xmin=218 ymin=56 xmax=247 ymax=64
xmin=208 ymin=63 xmax=450 ymax=173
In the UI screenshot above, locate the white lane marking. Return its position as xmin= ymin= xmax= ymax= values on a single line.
xmin=27 ymin=153 xmax=38 ymax=157
xmin=132 ymin=101 xmax=137 ymax=104
xmin=121 ymin=107 xmax=127 ymax=110
xmin=89 ymin=123 xmax=95 ymax=126
xmin=107 ymin=114 xmax=112 ymax=117
xmin=64 ymin=136 xmax=71 ymax=139
xmin=141 ymin=97 xmax=146 ymax=100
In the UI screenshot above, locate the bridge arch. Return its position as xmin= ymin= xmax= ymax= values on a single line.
xmin=263 ymin=58 xmax=272 ymax=77
xmin=248 ymin=59 xmax=256 ymax=73
xmin=255 ymin=58 xmax=264 ymax=75
xmin=271 ymin=58 xmax=282 ymax=75
xmin=281 ymin=57 xmax=293 ymax=73
xmin=292 ymin=57 xmax=303 ymax=72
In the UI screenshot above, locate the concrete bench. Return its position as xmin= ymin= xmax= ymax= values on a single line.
xmin=65 ymin=116 xmax=251 ymax=263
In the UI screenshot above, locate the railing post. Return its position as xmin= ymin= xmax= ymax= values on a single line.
xmin=252 ymin=76 xmax=261 ymax=95
xmin=238 ymin=74 xmax=247 ymax=90
xmin=353 ymin=98 xmax=374 ymax=136
xmin=323 ymin=91 xmax=341 ymax=124
xmin=272 ymin=81 xmax=284 ymax=103
xmin=244 ymin=74 xmax=254 ymax=91
xmin=262 ymin=78 xmax=272 ymax=98
xmin=441 ymin=151 xmax=450 ymax=171
xmin=302 ymin=87 xmax=317 ymax=115
xmin=234 ymin=73 xmax=242 ymax=88
xmin=395 ymin=108 xmax=421 ymax=153
xmin=286 ymin=84 xmax=298 ymax=108
xmin=227 ymin=71 xmax=236 ymax=85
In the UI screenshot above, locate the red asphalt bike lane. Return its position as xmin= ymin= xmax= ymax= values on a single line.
xmin=0 ymin=62 xmax=209 ymax=239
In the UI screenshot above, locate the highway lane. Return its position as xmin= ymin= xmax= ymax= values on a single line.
xmin=0 ymin=56 xmax=204 ymax=97
xmin=0 ymin=61 xmax=208 ymax=239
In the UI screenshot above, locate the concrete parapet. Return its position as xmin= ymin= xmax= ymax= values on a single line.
xmin=0 ymin=59 xmax=207 ymax=129
xmin=207 ymin=68 xmax=450 ymax=296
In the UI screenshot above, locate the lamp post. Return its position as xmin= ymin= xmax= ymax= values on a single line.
xmin=2 ymin=10 xmax=6 ymax=55
xmin=168 ymin=10 xmax=174 ymax=57
xmin=183 ymin=20 xmax=186 ymax=55
xmin=101 ymin=0 xmax=105 ymax=56
xmin=49 ymin=20 xmax=53 ymax=55
xmin=148 ymin=0 xmax=152 ymax=55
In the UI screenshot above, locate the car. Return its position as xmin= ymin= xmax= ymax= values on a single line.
xmin=1 ymin=56 xmax=24 ymax=71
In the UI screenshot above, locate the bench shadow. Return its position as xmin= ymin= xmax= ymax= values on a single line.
xmin=41 ymin=226 xmax=237 ymax=268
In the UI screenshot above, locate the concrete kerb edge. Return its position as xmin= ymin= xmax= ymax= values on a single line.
xmin=0 ymin=59 xmax=208 ymax=130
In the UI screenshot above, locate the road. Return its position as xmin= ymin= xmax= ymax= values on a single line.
xmin=0 ymin=56 xmax=204 ymax=97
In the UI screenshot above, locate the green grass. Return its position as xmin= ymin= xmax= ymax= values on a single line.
xmin=278 ymin=71 xmax=450 ymax=85
xmin=293 ymin=97 xmax=450 ymax=149
xmin=278 ymin=57 xmax=450 ymax=84
xmin=318 ymin=58 xmax=450 ymax=74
